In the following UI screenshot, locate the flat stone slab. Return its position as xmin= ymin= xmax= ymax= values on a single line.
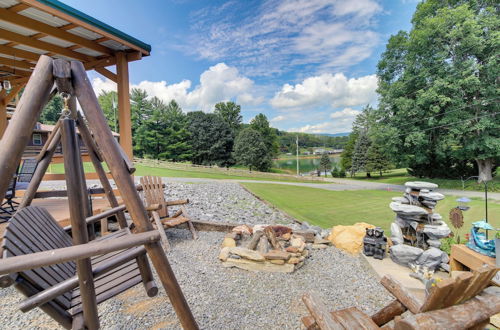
xmin=360 ymin=253 xmax=447 ymax=299
xmin=390 ymin=202 xmax=429 ymax=216
xmin=405 ymin=181 xmax=438 ymax=190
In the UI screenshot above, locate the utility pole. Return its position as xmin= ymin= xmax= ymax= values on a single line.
xmin=296 ymin=135 xmax=299 ymax=176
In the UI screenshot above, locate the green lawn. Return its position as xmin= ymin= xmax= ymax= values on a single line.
xmin=241 ymin=183 xmax=500 ymax=236
xmin=47 ymin=163 xmax=331 ymax=184
xmin=347 ymin=168 xmax=500 ymax=192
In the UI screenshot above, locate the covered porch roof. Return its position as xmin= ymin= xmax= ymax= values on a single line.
xmin=0 ymin=0 xmax=151 ymax=158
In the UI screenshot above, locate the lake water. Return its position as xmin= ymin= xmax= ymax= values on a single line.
xmin=273 ymin=155 xmax=340 ymax=174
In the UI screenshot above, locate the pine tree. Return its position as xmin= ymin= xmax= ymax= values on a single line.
xmin=319 ymin=153 xmax=332 ymax=178
xmin=233 ymin=128 xmax=271 ymax=171
xmin=365 ymin=142 xmax=392 ymax=176
xmin=352 ymin=130 xmax=371 ymax=177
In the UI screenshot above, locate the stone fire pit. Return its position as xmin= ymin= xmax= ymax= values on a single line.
xmin=218 ymin=224 xmax=331 ymax=273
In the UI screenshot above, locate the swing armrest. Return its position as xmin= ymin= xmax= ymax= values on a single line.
xmin=0 ymin=231 xmax=160 ymax=275
xmin=18 ymin=245 xmax=147 ymax=312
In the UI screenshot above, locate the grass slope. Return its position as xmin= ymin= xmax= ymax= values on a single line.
xmin=47 ymin=163 xmax=330 ymax=184
xmin=241 ymin=183 xmax=500 ymax=235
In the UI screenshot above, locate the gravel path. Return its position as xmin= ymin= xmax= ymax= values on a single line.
xmin=1 ymin=182 xmax=392 ymax=329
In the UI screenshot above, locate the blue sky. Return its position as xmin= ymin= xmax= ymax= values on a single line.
xmin=66 ymin=0 xmax=418 ymax=134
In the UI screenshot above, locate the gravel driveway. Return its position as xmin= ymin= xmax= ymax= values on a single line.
xmin=0 ymin=182 xmax=392 ymax=329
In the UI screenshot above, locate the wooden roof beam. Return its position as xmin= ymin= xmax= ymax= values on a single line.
xmin=0 ymin=44 xmax=41 ymax=61
xmin=8 ymin=3 xmax=29 ymax=13
xmin=0 ymin=27 xmax=93 ymax=62
xmin=0 ymin=65 xmax=31 ymax=76
xmin=20 ymin=0 xmax=149 ymax=55
xmin=0 ymin=83 xmax=25 ymax=106
xmin=95 ymin=67 xmax=117 ymax=82
xmin=0 ymin=57 xmax=34 ymax=70
xmin=0 ymin=8 xmax=112 ymax=56
xmin=84 ymin=51 xmax=142 ymax=70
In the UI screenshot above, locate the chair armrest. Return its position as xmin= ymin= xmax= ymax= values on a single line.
xmin=63 ymin=204 xmax=128 ymax=231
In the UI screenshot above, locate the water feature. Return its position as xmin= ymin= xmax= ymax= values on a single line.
xmin=273 ymin=155 xmax=340 ymax=175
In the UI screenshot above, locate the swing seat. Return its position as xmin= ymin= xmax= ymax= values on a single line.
xmin=0 ymin=206 xmax=158 ymax=329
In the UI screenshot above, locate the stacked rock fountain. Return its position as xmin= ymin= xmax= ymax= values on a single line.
xmin=389 ymin=182 xmax=451 ymax=271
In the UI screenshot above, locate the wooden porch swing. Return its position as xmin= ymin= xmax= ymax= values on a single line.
xmin=0 ymin=56 xmax=198 ymax=329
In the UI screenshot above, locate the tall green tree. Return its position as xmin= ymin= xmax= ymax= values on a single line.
xmin=97 ymin=90 xmax=118 ymax=130
xmin=377 ymin=0 xmax=499 ymax=181
xmin=233 ymin=127 xmax=271 ymax=171
xmin=187 ymin=111 xmax=234 ymax=166
xmin=40 ymin=94 xmax=63 ymax=124
xmin=352 ymin=130 xmax=371 ymax=177
xmin=133 ymin=96 xmax=167 ymax=159
xmin=214 ymin=101 xmax=242 ymax=136
xmin=250 ymin=113 xmax=279 ymax=158
xmin=161 ymin=100 xmax=192 ymax=161
xmin=340 ymin=133 xmax=357 ymax=176
xmin=365 ymin=143 xmax=392 ymax=176
xmin=319 ymin=153 xmax=332 ymax=178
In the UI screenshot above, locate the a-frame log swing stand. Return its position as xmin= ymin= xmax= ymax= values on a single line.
xmin=0 ymin=56 xmax=198 ymax=329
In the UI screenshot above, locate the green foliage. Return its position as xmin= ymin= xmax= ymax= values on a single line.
xmin=440 ymin=237 xmax=458 ymax=256
xmin=250 ymin=113 xmax=279 ymax=158
xmin=214 ymin=101 xmax=242 ymax=136
xmin=233 ymin=127 xmax=271 ymax=171
xmin=319 ymin=153 xmax=332 ymax=177
xmin=352 ymin=130 xmax=371 ymax=176
xmin=340 ymin=133 xmax=356 ymax=174
xmin=97 ymin=90 xmax=118 ymax=131
xmin=376 ymin=0 xmax=500 ymax=180
xmin=187 ymin=111 xmax=234 ymax=166
xmin=40 ymin=94 xmax=63 ymax=124
xmin=365 ymin=143 xmax=393 ymax=176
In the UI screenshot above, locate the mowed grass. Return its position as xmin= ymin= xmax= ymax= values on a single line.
xmin=47 ymin=163 xmax=331 ymax=184
xmin=349 ymin=168 xmax=500 ymax=192
xmin=241 ymin=183 xmax=500 ymax=235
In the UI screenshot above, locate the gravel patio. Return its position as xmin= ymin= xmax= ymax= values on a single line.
xmin=0 ymin=182 xmax=392 ymax=329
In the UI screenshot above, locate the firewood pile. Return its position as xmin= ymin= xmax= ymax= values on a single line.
xmin=218 ymin=224 xmax=331 ymax=273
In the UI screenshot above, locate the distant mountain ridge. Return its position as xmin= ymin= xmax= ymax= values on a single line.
xmin=315 ymin=132 xmax=350 ymax=137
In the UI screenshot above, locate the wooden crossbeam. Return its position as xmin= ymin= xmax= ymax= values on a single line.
xmin=0 ymin=27 xmax=92 ymax=62
xmin=95 ymin=67 xmax=117 ymax=82
xmin=0 ymin=56 xmax=34 ymax=70
xmin=0 ymin=44 xmax=42 ymax=61
xmin=0 ymin=65 xmax=31 ymax=77
xmin=0 ymin=84 xmax=25 ymax=106
xmin=0 ymin=8 xmax=113 ymax=56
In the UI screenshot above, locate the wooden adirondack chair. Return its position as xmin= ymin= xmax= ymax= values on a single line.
xmin=140 ymin=175 xmax=198 ymax=250
xmin=0 ymin=206 xmax=159 ymax=329
xmin=301 ymin=264 xmax=499 ymax=330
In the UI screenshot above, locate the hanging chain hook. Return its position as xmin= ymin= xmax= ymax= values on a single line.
xmin=60 ymin=92 xmax=71 ymax=118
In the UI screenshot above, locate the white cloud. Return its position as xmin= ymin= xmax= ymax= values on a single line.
xmin=92 ymin=63 xmax=262 ymax=111
xmin=184 ymin=0 xmax=383 ymax=76
xmin=330 ymin=107 xmax=361 ymax=119
xmin=270 ymin=73 xmax=378 ymax=110
xmin=270 ymin=115 xmax=286 ymax=122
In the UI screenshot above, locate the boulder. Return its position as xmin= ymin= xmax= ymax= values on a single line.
xmin=218 ymin=247 xmax=230 ymax=261
xmin=419 ymin=191 xmax=445 ymax=201
xmin=390 ymin=222 xmax=404 ymax=245
xmin=269 ymin=225 xmax=293 ymax=237
xmin=427 ymin=239 xmax=441 ymax=248
xmin=232 ymin=224 xmax=253 ymax=236
xmin=328 ymin=222 xmax=375 ymax=254
xmin=252 ymin=224 xmax=269 ymax=233
xmin=405 ymin=181 xmax=438 ymax=190
xmin=221 ymin=237 xmax=236 ymax=248
xmin=229 ymin=247 xmax=265 ymax=261
xmin=293 ymin=230 xmax=316 ymax=242
xmin=290 ymin=235 xmax=305 ymax=248
xmin=423 ymin=223 xmax=451 ymax=240
xmin=415 ymin=247 xmax=447 ymax=270
xmin=390 ymin=244 xmax=423 ymax=266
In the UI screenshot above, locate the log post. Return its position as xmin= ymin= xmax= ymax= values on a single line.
xmin=371 ymin=299 xmax=407 ymax=326
xmin=302 ymin=292 xmax=342 ymax=330
xmin=76 ymin=113 xmax=128 ymax=228
xmin=116 ymin=52 xmax=133 ymax=160
xmin=380 ymin=275 xmax=422 ymax=314
xmin=0 ymin=55 xmax=54 ymax=201
xmin=71 ymin=60 xmax=198 ymax=330
xmin=18 ymin=129 xmax=61 ymax=208
xmin=61 ymin=118 xmax=99 ymax=330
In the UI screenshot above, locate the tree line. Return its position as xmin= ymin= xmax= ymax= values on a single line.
xmin=96 ymin=90 xmax=279 ymax=171
xmin=342 ymin=0 xmax=499 ymax=181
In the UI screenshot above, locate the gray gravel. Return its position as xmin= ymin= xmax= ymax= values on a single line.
xmin=0 ymin=181 xmax=392 ymax=329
